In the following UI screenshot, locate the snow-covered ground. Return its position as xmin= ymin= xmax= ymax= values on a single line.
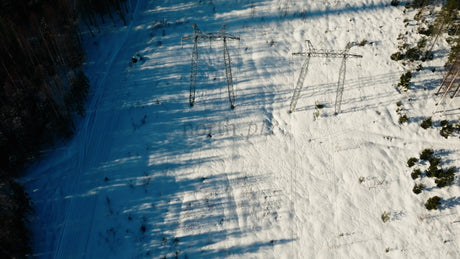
xmin=22 ymin=0 xmax=460 ymax=258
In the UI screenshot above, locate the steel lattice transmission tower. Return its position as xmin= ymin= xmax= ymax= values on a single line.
xmin=182 ymin=24 xmax=240 ymax=109
xmin=289 ymin=40 xmax=362 ymax=114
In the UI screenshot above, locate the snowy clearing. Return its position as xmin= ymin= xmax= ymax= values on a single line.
xmin=22 ymin=0 xmax=459 ymax=258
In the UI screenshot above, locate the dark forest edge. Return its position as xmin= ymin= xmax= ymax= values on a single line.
xmin=0 ymin=0 xmax=128 ymax=257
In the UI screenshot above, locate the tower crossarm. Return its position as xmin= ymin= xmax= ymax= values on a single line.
xmin=292 ymin=51 xmax=362 ymax=59
xmin=182 ymin=34 xmax=240 ymax=41
xmin=182 ymin=24 xmax=240 ymax=42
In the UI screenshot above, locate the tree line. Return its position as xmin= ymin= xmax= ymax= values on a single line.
xmin=0 ymin=0 xmax=127 ymax=257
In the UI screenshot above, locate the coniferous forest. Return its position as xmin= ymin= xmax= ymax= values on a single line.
xmin=0 ymin=0 xmax=127 ymax=257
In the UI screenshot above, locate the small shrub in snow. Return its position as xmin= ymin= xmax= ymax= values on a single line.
xmin=418 ymin=25 xmax=434 ymax=36
xmin=425 ymin=196 xmax=441 ymax=210
xmin=313 ymin=110 xmax=320 ymax=120
xmin=440 ymin=123 xmax=454 ymax=138
xmin=448 ymin=42 xmax=460 ymax=64
xmin=398 ymin=71 xmax=412 ymax=90
xmin=411 ymin=168 xmax=422 ymax=179
xmin=417 ymin=37 xmax=427 ymax=49
xmin=381 ymin=211 xmax=390 ymax=223
xmin=412 ymin=183 xmax=424 ymax=194
xmin=396 ymin=101 xmax=402 ymax=107
xmin=426 ymin=164 xmax=440 ymax=177
xmin=428 ymin=157 xmax=441 ymax=168
xmin=445 ymin=166 xmax=457 ymax=175
xmin=420 ymin=148 xmax=434 ymax=161
xmin=315 ymin=103 xmax=324 ymax=109
xmin=435 ymin=167 xmax=456 ymax=187
xmin=406 ymin=47 xmax=422 ymax=61
xmin=421 ymin=117 xmax=432 ymax=129
xmin=391 ymin=0 xmax=400 ymax=6
xmin=399 ymin=114 xmax=409 ymax=124
xmin=359 ymin=39 xmax=368 ymax=46
xmin=440 ymin=120 xmax=449 ymax=127
xmin=391 ymin=52 xmax=405 ymax=61
xmin=435 ymin=175 xmax=455 ymax=188
xmin=407 ymin=157 xmax=418 ymax=167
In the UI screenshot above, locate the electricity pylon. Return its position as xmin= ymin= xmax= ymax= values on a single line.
xmin=182 ymin=24 xmax=240 ymax=109
xmin=289 ymin=40 xmax=362 ymax=114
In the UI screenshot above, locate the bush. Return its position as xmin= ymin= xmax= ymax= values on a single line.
xmin=440 ymin=123 xmax=454 ymax=138
xmin=381 ymin=211 xmax=390 ymax=223
xmin=435 ymin=175 xmax=455 ymax=187
xmin=426 ymin=164 xmax=440 ymax=177
xmin=422 ymin=152 xmax=441 ymax=177
xmin=421 ymin=117 xmax=432 ymax=129
xmin=447 ymin=41 xmax=460 ymax=65
xmin=418 ymin=25 xmax=434 ymax=36
xmin=444 ymin=166 xmax=457 ymax=176
xmin=412 ymin=183 xmax=424 ymax=194
xmin=428 ymin=157 xmax=441 ymax=168
xmin=391 ymin=0 xmax=400 ymax=6
xmin=391 ymin=52 xmax=405 ymax=61
xmin=399 ymin=114 xmax=409 ymax=124
xmin=407 ymin=157 xmax=418 ymax=167
xmin=425 ymin=196 xmax=441 ymax=210
xmin=420 ymin=148 xmax=434 ymax=161
xmin=398 ymin=71 xmax=412 ymax=90
xmin=435 ymin=167 xmax=456 ymax=187
xmin=359 ymin=39 xmax=368 ymax=46
xmin=406 ymin=47 xmax=423 ymax=61
xmin=417 ymin=37 xmax=427 ymax=49
xmin=411 ymin=168 xmax=422 ymax=179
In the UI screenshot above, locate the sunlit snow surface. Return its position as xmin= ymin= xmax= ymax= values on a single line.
xmin=22 ymin=0 xmax=459 ymax=258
